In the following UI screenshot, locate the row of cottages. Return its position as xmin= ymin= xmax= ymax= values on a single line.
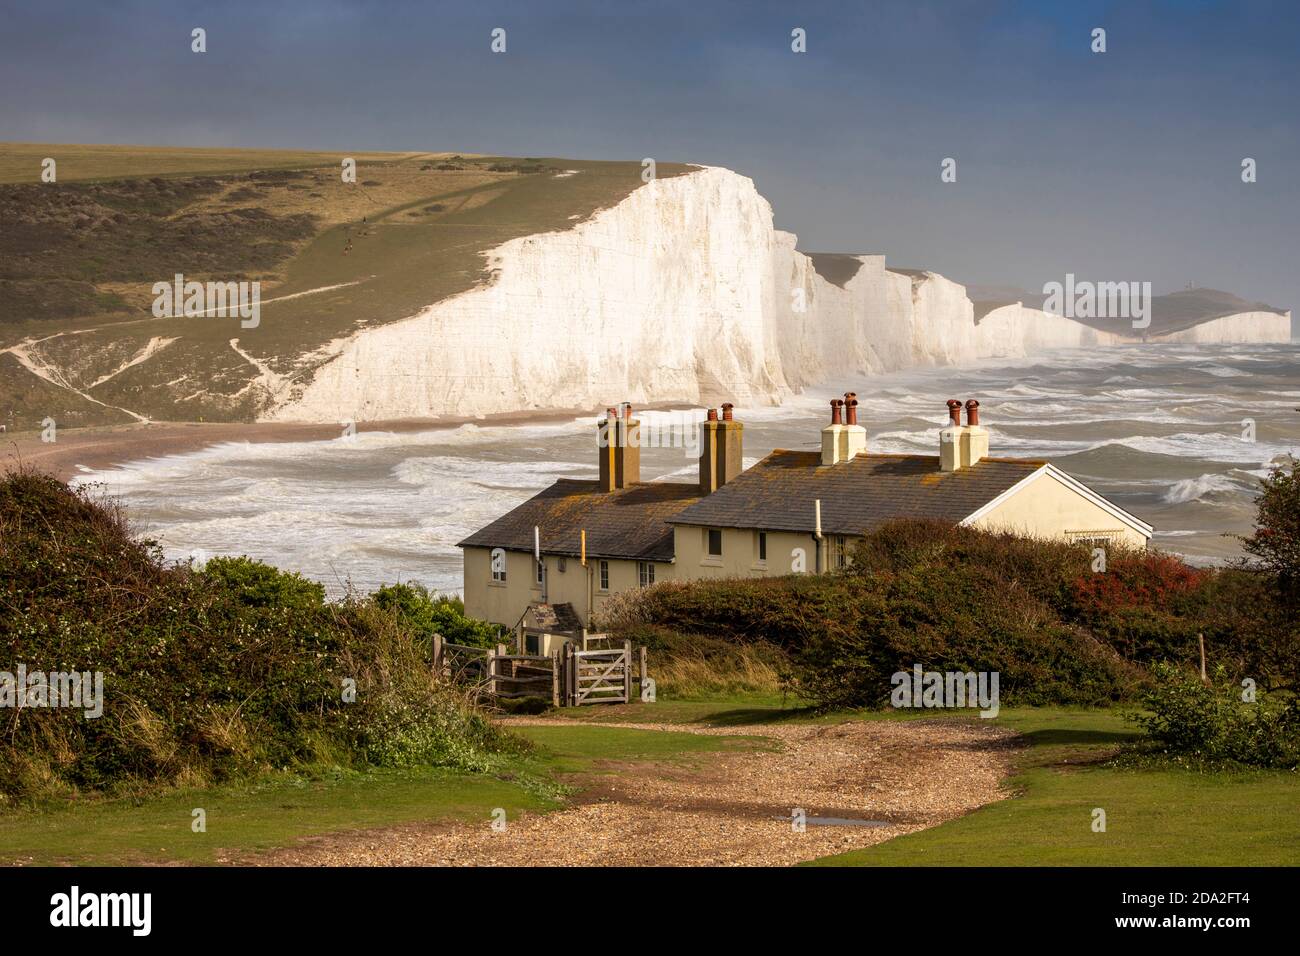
xmin=458 ymin=396 xmax=1153 ymax=638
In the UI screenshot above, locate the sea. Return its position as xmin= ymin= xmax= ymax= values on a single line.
xmin=70 ymin=343 xmax=1300 ymax=597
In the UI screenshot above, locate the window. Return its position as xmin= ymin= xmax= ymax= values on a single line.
xmin=638 ymin=561 xmax=655 ymax=587
xmin=490 ymin=550 xmax=506 ymax=583
xmin=1069 ymin=532 xmax=1116 ymax=549
xmin=757 ymin=531 xmax=768 ymax=562
xmin=599 ymin=560 xmax=610 ymax=591
xmin=834 ymin=536 xmax=848 ymax=569
xmin=535 ymin=559 xmax=545 ymax=587
xmin=525 ymin=633 xmax=540 ymax=655
xmin=707 ymin=529 xmax=723 ymax=556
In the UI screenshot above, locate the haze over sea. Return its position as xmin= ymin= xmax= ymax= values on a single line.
xmin=71 ymin=343 xmax=1300 ymax=597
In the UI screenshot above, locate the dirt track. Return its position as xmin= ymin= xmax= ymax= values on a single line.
xmin=245 ymin=715 xmax=1021 ymax=867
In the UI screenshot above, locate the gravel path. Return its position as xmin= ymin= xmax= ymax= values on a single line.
xmin=245 ymin=714 xmax=1022 ymax=867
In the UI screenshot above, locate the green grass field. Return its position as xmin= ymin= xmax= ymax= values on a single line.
xmin=0 ymin=722 xmax=755 ymax=866
xmin=4 ymin=696 xmax=1294 ymax=866
xmin=808 ymin=707 xmax=1300 ymax=867
xmin=511 ymin=723 xmax=766 ymax=765
xmin=536 ymin=696 xmax=1300 ymax=866
xmin=0 ymin=142 xmax=416 ymax=184
xmin=0 ymin=767 xmax=548 ymax=866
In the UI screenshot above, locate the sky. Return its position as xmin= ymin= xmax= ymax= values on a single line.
xmin=2 ymin=0 xmax=1298 ymax=315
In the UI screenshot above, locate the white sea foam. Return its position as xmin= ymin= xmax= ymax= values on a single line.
xmin=392 ymin=456 xmax=589 ymax=487
xmin=1110 ymin=433 xmax=1295 ymax=464
xmin=1195 ymin=364 xmax=1252 ymax=378
xmin=1161 ymin=473 xmax=1245 ymax=504
xmin=74 ymin=342 xmax=1300 ymax=591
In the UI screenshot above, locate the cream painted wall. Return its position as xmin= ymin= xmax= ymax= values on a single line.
xmin=463 ymin=547 xmax=540 ymax=628
xmin=967 ymin=470 xmax=1148 ymax=549
xmin=464 ymin=529 xmax=819 ymax=629
xmin=671 ymin=525 xmax=823 ymax=576
xmin=462 ymin=546 xmax=666 ymax=628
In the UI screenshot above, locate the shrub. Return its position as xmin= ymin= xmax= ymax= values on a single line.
xmin=612 ymin=624 xmax=787 ymax=698
xmin=599 ymin=575 xmax=864 ymax=649
xmin=371 ymin=583 xmax=502 ymax=649
xmin=608 ymin=516 xmax=1300 ymax=710
xmin=1131 ymin=663 xmax=1300 ymax=769
xmin=1240 ymin=455 xmax=1300 ymax=599
xmin=605 ymin=522 xmax=1139 ymax=709
xmin=787 ymin=557 xmax=1134 ymax=710
xmin=200 ymin=555 xmax=325 ymax=611
xmin=0 ymin=471 xmax=517 ymax=804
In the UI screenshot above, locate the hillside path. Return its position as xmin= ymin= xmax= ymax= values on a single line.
xmin=242 ymin=714 xmax=1021 ymax=867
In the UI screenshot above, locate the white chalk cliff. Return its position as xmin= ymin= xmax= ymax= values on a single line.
xmin=1154 ymin=312 xmax=1292 ymax=344
xmin=266 ymin=167 xmax=1291 ymax=422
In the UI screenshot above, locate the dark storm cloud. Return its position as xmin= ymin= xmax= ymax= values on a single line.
xmin=1 ymin=0 xmax=1296 ymax=321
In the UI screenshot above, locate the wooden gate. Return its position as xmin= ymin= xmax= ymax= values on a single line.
xmin=492 ymin=652 xmax=562 ymax=705
xmin=433 ymin=634 xmax=637 ymax=707
xmin=432 ymin=635 xmax=490 ymax=682
xmin=565 ymin=641 xmax=631 ymax=706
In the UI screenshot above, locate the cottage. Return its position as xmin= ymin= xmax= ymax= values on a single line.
xmin=458 ymin=396 xmax=1152 ymax=629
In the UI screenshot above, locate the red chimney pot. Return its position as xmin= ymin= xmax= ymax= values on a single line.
xmin=964 ymin=399 xmax=980 ymax=427
xmin=830 ymin=399 xmax=844 ymax=425
xmin=843 ymin=392 xmax=859 ymax=426
xmin=721 ymin=402 xmax=734 ymax=422
xmin=706 ymin=407 xmax=718 ymax=422
xmin=946 ymin=399 xmax=962 ymax=426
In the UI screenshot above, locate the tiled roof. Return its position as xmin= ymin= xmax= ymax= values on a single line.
xmin=522 ymin=602 xmax=584 ymax=633
xmin=669 ymin=450 xmax=1045 ymax=535
xmin=457 ymin=479 xmax=700 ymax=561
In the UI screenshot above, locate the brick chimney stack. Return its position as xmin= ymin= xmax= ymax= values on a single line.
xmin=963 ymin=399 xmax=988 ymax=467
xmin=841 ymin=391 xmax=867 ymax=461
xmin=597 ymin=403 xmax=640 ymax=492
xmin=940 ymin=398 xmax=965 ymax=472
xmin=821 ymin=399 xmax=845 ymax=466
xmin=699 ymin=404 xmax=744 ymax=495
xmin=939 ymin=398 xmax=989 ymax=471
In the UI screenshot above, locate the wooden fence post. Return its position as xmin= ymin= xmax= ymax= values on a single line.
xmin=623 ymin=640 xmax=632 ymax=704
xmin=639 ymin=645 xmax=647 ymax=686
xmin=566 ymin=642 xmax=577 ymax=706
xmin=551 ymin=650 xmax=561 ymax=708
xmin=432 ymin=634 xmax=443 ymax=677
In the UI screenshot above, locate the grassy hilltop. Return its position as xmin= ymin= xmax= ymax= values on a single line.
xmin=0 ymin=142 xmax=692 ymax=431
